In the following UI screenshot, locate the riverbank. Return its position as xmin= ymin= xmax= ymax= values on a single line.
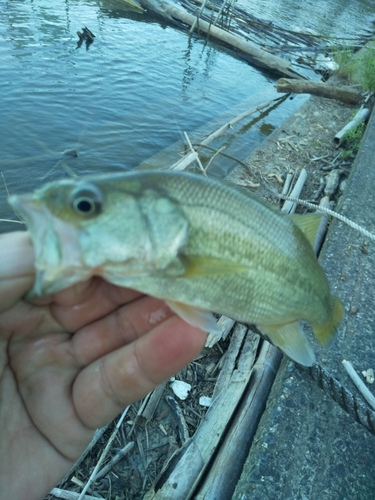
xmin=232 ymin=90 xmax=375 ymax=500
xmin=227 ymin=77 xmax=362 ymax=204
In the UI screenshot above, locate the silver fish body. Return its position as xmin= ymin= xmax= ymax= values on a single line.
xmin=9 ymin=170 xmax=344 ymax=365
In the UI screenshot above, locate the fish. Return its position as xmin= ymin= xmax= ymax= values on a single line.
xmin=8 ymin=169 xmax=344 ymax=366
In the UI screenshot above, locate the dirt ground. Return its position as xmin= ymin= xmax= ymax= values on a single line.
xmin=227 ymin=86 xmax=364 ymax=208
xmin=46 ymin=82 xmax=372 ymax=500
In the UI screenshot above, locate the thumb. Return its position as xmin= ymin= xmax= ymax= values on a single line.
xmin=0 ymin=232 xmax=35 ymax=313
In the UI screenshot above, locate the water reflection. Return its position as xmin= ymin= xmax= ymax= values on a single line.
xmin=238 ymin=0 xmax=375 ymax=36
xmin=1 ymin=0 xmax=374 ymax=229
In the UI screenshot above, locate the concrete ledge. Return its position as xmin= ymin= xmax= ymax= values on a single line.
xmin=233 ymin=105 xmax=375 ymax=499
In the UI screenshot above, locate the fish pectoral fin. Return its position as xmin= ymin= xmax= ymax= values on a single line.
xmin=181 ymin=255 xmax=248 ymax=277
xmin=288 ymin=213 xmax=322 ymax=247
xmin=258 ymin=322 xmax=315 ymax=366
xmin=166 ymin=300 xmax=220 ymax=334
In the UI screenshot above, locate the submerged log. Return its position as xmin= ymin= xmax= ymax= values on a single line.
xmin=275 ymin=78 xmax=363 ymax=104
xmin=137 ymin=0 xmax=304 ymax=78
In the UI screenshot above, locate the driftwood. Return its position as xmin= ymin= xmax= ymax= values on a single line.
xmin=170 ymin=97 xmax=282 ymax=171
xmin=137 ymin=0 xmax=304 ymax=78
xmin=194 ymin=343 xmax=283 ymax=499
xmin=143 ymin=325 xmax=259 ymax=499
xmin=275 ymin=78 xmax=363 ymax=104
xmin=334 ymin=106 xmax=370 ymax=143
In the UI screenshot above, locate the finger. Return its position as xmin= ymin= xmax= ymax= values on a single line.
xmin=50 ymin=279 xmax=144 ymax=332
xmin=71 ymin=296 xmax=174 ymax=365
xmin=73 ymin=316 xmax=207 ymax=429
xmin=0 ymin=232 xmax=35 ymax=313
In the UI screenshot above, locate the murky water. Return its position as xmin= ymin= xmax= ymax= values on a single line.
xmin=1 ymin=0 xmax=375 ymax=228
xmin=238 ymin=0 xmax=375 ymax=37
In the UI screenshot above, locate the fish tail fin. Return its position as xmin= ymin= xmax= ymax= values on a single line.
xmin=258 ymin=321 xmax=315 ymax=366
xmin=312 ymin=296 xmax=345 ymax=345
xmin=288 ymin=213 xmax=322 ymax=247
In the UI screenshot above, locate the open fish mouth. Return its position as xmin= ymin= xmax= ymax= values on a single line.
xmin=8 ymin=193 xmax=91 ymax=298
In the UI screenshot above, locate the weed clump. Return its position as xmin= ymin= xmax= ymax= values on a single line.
xmin=332 ymin=41 xmax=375 ymax=92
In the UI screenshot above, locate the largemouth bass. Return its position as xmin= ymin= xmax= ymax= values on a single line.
xmin=8 ymin=170 xmax=344 ymax=366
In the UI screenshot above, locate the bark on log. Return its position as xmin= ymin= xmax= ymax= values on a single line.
xmin=137 ymin=0 xmax=304 ymax=78
xmin=275 ymin=78 xmax=363 ymax=104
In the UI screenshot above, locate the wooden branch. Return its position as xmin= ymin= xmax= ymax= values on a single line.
xmin=50 ymin=488 xmax=104 ymax=500
xmin=137 ymin=0 xmax=304 ymax=78
xmin=334 ymin=106 xmax=370 ymax=143
xmin=275 ymin=78 xmax=363 ymax=104
xmin=194 ymin=343 xmax=283 ymax=499
xmin=170 ymin=97 xmax=280 ymax=171
xmin=144 ymin=326 xmax=259 ymax=499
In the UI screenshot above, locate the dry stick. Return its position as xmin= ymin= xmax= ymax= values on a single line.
xmin=342 ymin=360 xmax=375 ymax=411
xmin=58 ymin=426 xmax=110 ymax=488
xmin=184 ymin=132 xmax=205 ymax=174
xmin=77 ymin=407 xmax=129 ymax=500
xmin=94 ymin=442 xmax=135 ymax=481
xmin=195 ymin=143 xmax=260 ymax=185
xmin=212 ymin=0 xmax=230 ymax=27
xmin=0 ymin=218 xmax=24 ymax=224
xmin=189 ymin=0 xmax=209 ymax=34
xmin=334 ymin=107 xmax=371 ymax=144
xmin=282 ymin=168 xmax=308 ymax=213
xmin=140 ymin=381 xmax=168 ymax=421
xmin=201 ymin=98 xmax=281 ymax=146
xmin=281 ymin=172 xmax=294 ymax=197
xmin=50 ymin=488 xmax=104 ymax=500
xmin=203 ymin=145 xmax=226 ymax=172
xmin=170 ymin=98 xmax=282 ymax=171
xmin=313 ymin=196 xmax=330 ymax=255
xmin=1 ymin=172 xmax=24 ymax=224
xmin=167 ymin=396 xmax=191 ymax=443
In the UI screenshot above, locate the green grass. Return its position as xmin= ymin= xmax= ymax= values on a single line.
xmin=341 ymin=120 xmax=366 ymax=159
xmin=331 ymin=41 xmax=375 ymax=92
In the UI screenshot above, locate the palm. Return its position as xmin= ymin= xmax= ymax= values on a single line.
xmin=0 ymin=251 xmax=205 ymax=500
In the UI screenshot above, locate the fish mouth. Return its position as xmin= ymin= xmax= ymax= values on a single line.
xmin=8 ymin=194 xmax=91 ymax=298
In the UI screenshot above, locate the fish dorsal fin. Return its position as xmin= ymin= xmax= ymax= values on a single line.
xmin=180 ymin=255 xmax=248 ymax=278
xmin=222 ymin=180 xmax=281 ymax=212
xmin=289 ymin=213 xmax=322 ymax=247
xmin=167 ymin=300 xmax=220 ymax=334
xmin=258 ymin=321 xmax=315 ymax=366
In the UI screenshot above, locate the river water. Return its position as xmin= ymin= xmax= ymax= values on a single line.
xmin=1 ymin=0 xmax=375 ymax=227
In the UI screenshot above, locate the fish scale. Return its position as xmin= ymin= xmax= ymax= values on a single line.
xmin=8 ymin=169 xmax=344 ymax=366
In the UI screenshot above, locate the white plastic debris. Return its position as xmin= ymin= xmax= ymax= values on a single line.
xmin=362 ymin=368 xmax=375 ymax=384
xmin=170 ymin=380 xmax=191 ymax=400
xmin=199 ymin=396 xmax=212 ymax=407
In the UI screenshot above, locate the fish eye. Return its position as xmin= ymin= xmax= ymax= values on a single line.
xmin=70 ymin=184 xmax=104 ymax=216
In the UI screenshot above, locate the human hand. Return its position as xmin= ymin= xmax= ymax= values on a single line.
xmin=0 ymin=231 xmax=206 ymax=500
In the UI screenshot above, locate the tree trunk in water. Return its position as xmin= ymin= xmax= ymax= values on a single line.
xmin=275 ymin=78 xmax=363 ymax=104
xmin=137 ymin=0 xmax=305 ymax=79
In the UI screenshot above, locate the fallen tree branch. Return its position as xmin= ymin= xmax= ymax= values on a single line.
xmin=138 ymin=0 xmax=304 ymax=78
xmin=275 ymin=78 xmax=363 ymax=104
xmin=334 ymin=106 xmax=371 ymax=143
xmin=170 ymin=97 xmax=281 ymax=171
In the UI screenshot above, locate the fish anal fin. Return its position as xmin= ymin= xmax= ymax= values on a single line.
xmin=289 ymin=213 xmax=322 ymax=247
xmin=258 ymin=321 xmax=315 ymax=366
xmin=167 ymin=300 xmax=220 ymax=334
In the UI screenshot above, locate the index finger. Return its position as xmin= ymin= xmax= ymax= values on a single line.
xmin=0 ymin=231 xmax=35 ymax=313
xmin=50 ymin=279 xmax=145 ymax=332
